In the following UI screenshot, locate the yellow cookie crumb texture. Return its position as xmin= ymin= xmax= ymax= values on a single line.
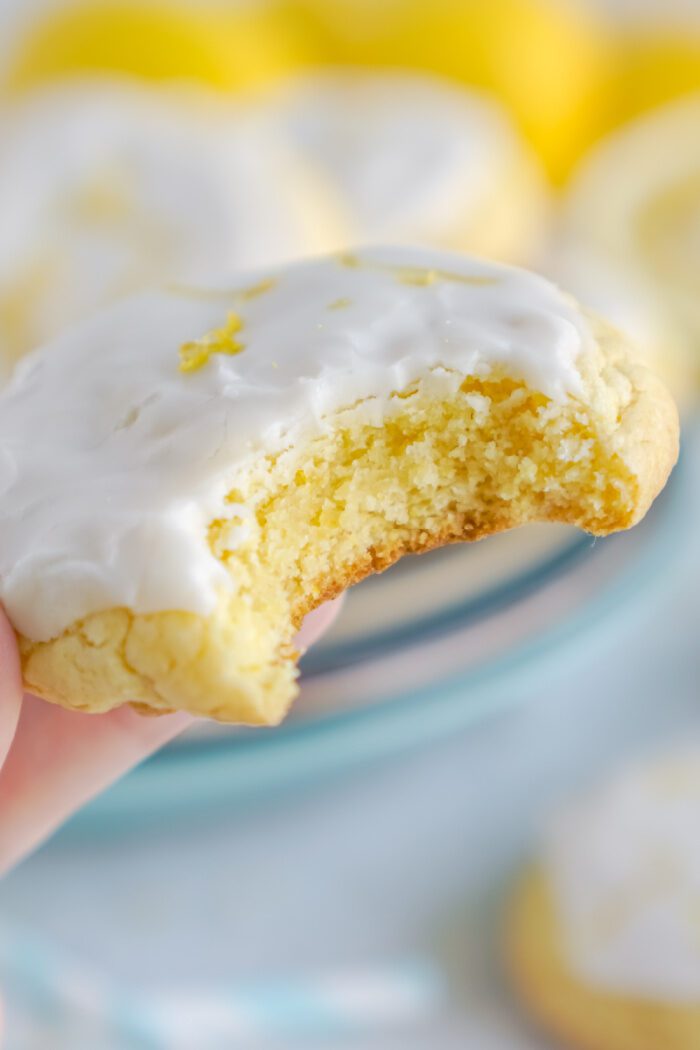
xmin=179 ymin=311 xmax=245 ymax=373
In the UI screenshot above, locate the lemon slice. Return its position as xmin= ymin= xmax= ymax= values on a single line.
xmin=563 ymin=94 xmax=700 ymax=364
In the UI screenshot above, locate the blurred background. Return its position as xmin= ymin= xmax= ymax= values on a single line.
xmin=0 ymin=0 xmax=699 ymax=1046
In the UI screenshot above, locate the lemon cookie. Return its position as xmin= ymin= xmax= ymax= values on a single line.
xmin=546 ymin=245 xmax=692 ymax=405
xmin=563 ymin=95 xmax=700 ymax=370
xmin=0 ymin=247 xmax=678 ymax=725
xmin=509 ymin=747 xmax=700 ymax=1050
xmin=257 ymin=71 xmax=548 ymax=263
xmin=0 ymin=79 xmax=341 ymax=379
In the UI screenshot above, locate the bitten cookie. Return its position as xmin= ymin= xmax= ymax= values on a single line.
xmin=0 ymin=247 xmax=678 ymax=724
xmin=545 ymin=245 xmax=692 ymax=406
xmin=508 ymin=748 xmax=700 ymax=1050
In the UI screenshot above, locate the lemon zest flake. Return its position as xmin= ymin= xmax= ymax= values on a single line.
xmin=335 ymin=252 xmax=498 ymax=288
xmin=240 ymin=277 xmax=277 ymax=301
xmin=398 ymin=268 xmax=439 ymax=287
xmin=396 ymin=266 xmax=498 ymax=288
xmin=179 ymin=311 xmax=245 ymax=373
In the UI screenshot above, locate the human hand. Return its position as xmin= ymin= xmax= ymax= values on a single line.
xmin=0 ymin=600 xmax=342 ymax=874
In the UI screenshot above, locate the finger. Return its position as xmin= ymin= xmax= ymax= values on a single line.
xmin=0 ymin=699 xmax=192 ymax=875
xmin=0 ymin=597 xmax=344 ymax=873
xmin=0 ymin=609 xmax=22 ymax=768
xmin=294 ymin=595 xmax=345 ymax=649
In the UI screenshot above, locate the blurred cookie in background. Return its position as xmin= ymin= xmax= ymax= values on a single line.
xmin=508 ymin=745 xmax=700 ymax=1050
xmin=254 ymin=71 xmax=549 ymax=264
xmin=562 ymin=95 xmax=700 ymax=381
xmin=13 ymin=0 xmax=700 ymax=193
xmin=291 ymin=0 xmax=612 ymax=184
xmin=545 ymin=246 xmax=693 ymax=407
xmin=0 ymin=79 xmax=342 ymax=379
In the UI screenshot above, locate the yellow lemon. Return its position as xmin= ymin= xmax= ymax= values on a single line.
xmin=296 ymin=0 xmax=613 ymax=183
xmin=4 ymin=0 xmax=317 ymax=95
xmin=608 ymin=32 xmax=700 ymax=128
xmin=218 ymin=0 xmax=332 ymax=89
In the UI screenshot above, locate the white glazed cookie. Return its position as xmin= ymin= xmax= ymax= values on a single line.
xmin=256 ymin=71 xmax=548 ymax=263
xmin=563 ymin=94 xmax=700 ymax=367
xmin=509 ymin=747 xmax=700 ymax=1050
xmin=0 ymin=79 xmax=342 ymax=379
xmin=546 ymin=245 xmax=692 ymax=405
xmin=0 ymin=247 xmax=678 ymax=724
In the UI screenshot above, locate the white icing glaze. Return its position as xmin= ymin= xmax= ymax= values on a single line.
xmin=545 ymin=746 xmax=700 ymax=1001
xmin=0 ymin=246 xmax=591 ymax=642
xmin=258 ymin=72 xmax=542 ymax=250
xmin=0 ymin=79 xmax=335 ymax=374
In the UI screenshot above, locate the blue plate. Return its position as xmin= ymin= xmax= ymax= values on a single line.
xmin=68 ymin=451 xmax=686 ymax=835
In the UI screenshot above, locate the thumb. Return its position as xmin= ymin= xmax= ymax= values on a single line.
xmin=0 ymin=607 xmax=22 ymax=768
